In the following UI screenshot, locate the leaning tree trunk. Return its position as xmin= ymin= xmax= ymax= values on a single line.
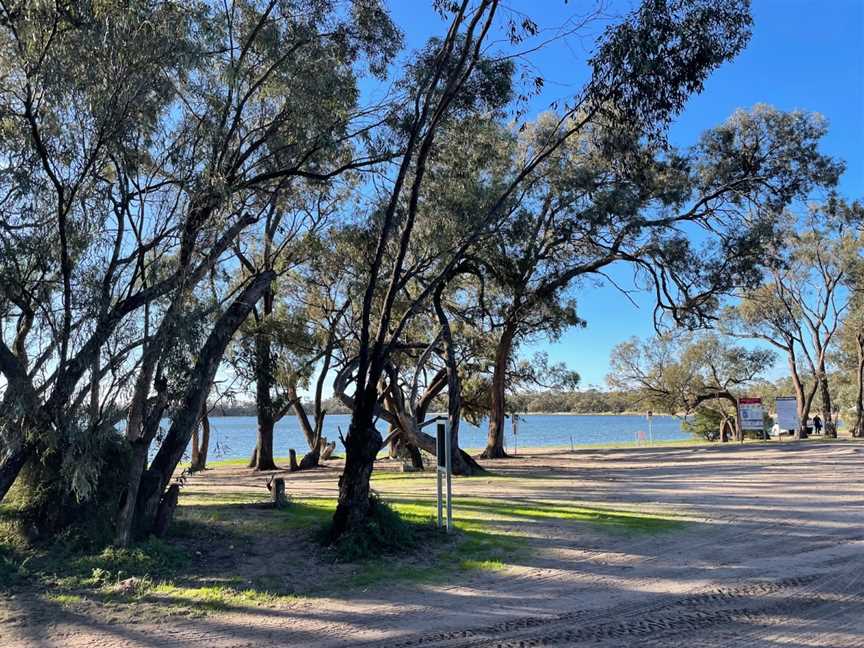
xmin=817 ymin=366 xmax=835 ymax=438
xmin=0 ymin=447 xmax=29 ymax=503
xmin=798 ymin=380 xmax=818 ymax=441
xmin=129 ymin=272 xmax=274 ymax=541
xmin=191 ymin=402 xmax=211 ymax=471
xmin=482 ymin=325 xmax=515 ymax=459
xmin=788 ymin=351 xmax=811 ymax=440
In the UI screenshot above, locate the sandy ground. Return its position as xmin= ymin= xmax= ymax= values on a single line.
xmin=2 ymin=440 xmax=863 ymax=647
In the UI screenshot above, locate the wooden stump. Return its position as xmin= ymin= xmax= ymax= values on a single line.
xmin=320 ymin=440 xmax=336 ymax=461
xmin=289 ymin=449 xmax=299 ymax=472
xmin=271 ymin=478 xmax=288 ymax=509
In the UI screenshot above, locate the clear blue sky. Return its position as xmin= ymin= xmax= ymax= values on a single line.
xmin=384 ymin=0 xmax=864 ymax=389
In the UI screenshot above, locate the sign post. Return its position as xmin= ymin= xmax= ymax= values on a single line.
xmin=775 ymin=396 xmax=799 ymax=438
xmin=436 ymin=421 xmax=452 ymax=533
xmin=738 ymin=397 xmax=764 ymax=440
xmin=647 ymin=410 xmax=654 ymax=445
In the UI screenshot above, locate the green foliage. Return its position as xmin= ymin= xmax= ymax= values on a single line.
xmin=14 ymin=428 xmax=131 ymax=543
xmin=609 ymin=333 xmax=773 ymax=415
xmin=682 ymin=408 xmax=725 ymax=441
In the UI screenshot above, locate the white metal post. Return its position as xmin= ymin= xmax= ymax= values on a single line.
xmin=444 ymin=421 xmax=452 ymax=533
xmin=512 ymin=414 xmax=518 ymax=455
xmin=647 ymin=410 xmax=653 ymax=446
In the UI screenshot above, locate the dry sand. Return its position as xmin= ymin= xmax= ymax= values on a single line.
xmin=2 ymin=440 xmax=863 ymax=647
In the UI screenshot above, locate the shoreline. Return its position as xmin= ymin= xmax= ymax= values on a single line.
xmin=204 ymin=411 xmax=680 ymax=418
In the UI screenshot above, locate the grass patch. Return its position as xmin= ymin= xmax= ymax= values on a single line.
xmin=384 ymin=496 xmax=682 ymax=534
xmin=46 ymin=593 xmax=86 ymax=607
xmin=145 ymin=583 xmax=288 ymax=612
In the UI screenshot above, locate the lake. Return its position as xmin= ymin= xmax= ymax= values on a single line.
xmin=186 ymin=413 xmax=690 ymax=462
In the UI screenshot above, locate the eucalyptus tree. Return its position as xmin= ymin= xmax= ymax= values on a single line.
xmin=609 ymin=333 xmax=774 ymax=441
xmin=231 ymin=225 xmax=350 ymax=471
xmin=0 ymin=0 xmax=400 ymax=544
xmin=723 ymin=203 xmax=857 ymax=438
xmin=469 ymin=102 xmax=841 ymax=457
xmin=836 ymin=214 xmax=864 ymax=436
xmin=231 ymin=182 xmax=345 ymax=471
xmin=329 ymin=0 xmax=762 ymax=539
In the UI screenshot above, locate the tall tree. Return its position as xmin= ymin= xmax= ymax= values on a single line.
xmin=724 ymin=205 xmax=856 ymax=439
xmin=0 ymin=0 xmax=400 ymax=545
xmin=472 ymin=102 xmax=841 ymax=457
xmin=330 ymin=0 xmax=759 ymax=539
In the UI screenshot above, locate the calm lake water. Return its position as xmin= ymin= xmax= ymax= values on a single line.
xmin=186 ymin=414 xmax=689 ymax=462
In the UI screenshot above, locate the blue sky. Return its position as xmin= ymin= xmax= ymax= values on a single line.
xmin=384 ymin=0 xmax=864 ymax=389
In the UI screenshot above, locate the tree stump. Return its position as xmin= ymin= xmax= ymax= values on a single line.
xmin=270 ymin=478 xmax=288 ymax=508
xmin=320 ymin=440 xmax=336 ymax=461
xmin=289 ymin=449 xmax=299 ymax=472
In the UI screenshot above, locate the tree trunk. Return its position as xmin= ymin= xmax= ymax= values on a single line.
xmin=114 ymin=390 xmax=168 ymax=546
xmin=250 ymin=291 xmax=278 ymax=470
xmin=818 ymin=366 xmax=835 ymax=438
xmin=251 ymin=415 xmax=277 ymax=470
xmin=115 ymin=437 xmax=154 ymax=546
xmin=191 ymin=427 xmax=200 ymax=469
xmin=330 ymin=393 xmax=381 ymax=541
xmin=89 ymin=354 xmax=100 ymax=425
xmin=191 ymin=404 xmax=210 ymax=472
xmin=298 ymin=444 xmax=321 ymax=471
xmin=152 ymin=484 xmax=179 ymax=537
xmin=0 ymin=447 xmax=29 ymax=503
xmin=0 ymin=342 xmax=52 ymax=503
xmin=787 ymin=349 xmax=818 ymax=440
xmin=482 ymin=324 xmax=515 ymax=459
xmin=720 ymin=417 xmax=733 ymax=443
xmin=129 ymin=272 xmax=274 ymax=540
xmin=434 ymin=280 xmax=483 ymax=476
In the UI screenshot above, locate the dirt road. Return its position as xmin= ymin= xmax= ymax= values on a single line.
xmin=4 ymin=441 xmax=863 ymax=647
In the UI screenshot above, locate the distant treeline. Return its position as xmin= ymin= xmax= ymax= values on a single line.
xmin=212 ymin=398 xmax=352 ymax=417
xmin=509 ymin=389 xmax=638 ymax=414
xmin=211 ymin=390 xmax=638 ymax=418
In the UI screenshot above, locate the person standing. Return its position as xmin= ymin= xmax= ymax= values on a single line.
xmin=813 ymin=414 xmax=823 ymax=435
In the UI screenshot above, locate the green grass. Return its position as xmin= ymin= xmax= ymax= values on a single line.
xmin=146 ymin=583 xmax=288 ymax=612
xmin=383 ymin=496 xmax=682 ymax=533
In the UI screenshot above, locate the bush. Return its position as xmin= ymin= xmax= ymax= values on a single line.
xmin=16 ymin=430 xmax=131 ymax=546
xmin=682 ymin=408 xmax=725 ymax=441
xmin=322 ymin=493 xmax=431 ymax=562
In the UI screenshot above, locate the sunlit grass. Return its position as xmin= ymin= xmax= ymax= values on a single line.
xmin=382 ymin=496 xmax=682 ymax=533
xmin=146 ymin=583 xmax=291 ymax=611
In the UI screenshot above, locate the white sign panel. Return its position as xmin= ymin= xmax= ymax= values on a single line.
xmin=776 ymin=397 xmax=799 ymax=431
xmin=739 ymin=398 xmax=764 ymax=430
